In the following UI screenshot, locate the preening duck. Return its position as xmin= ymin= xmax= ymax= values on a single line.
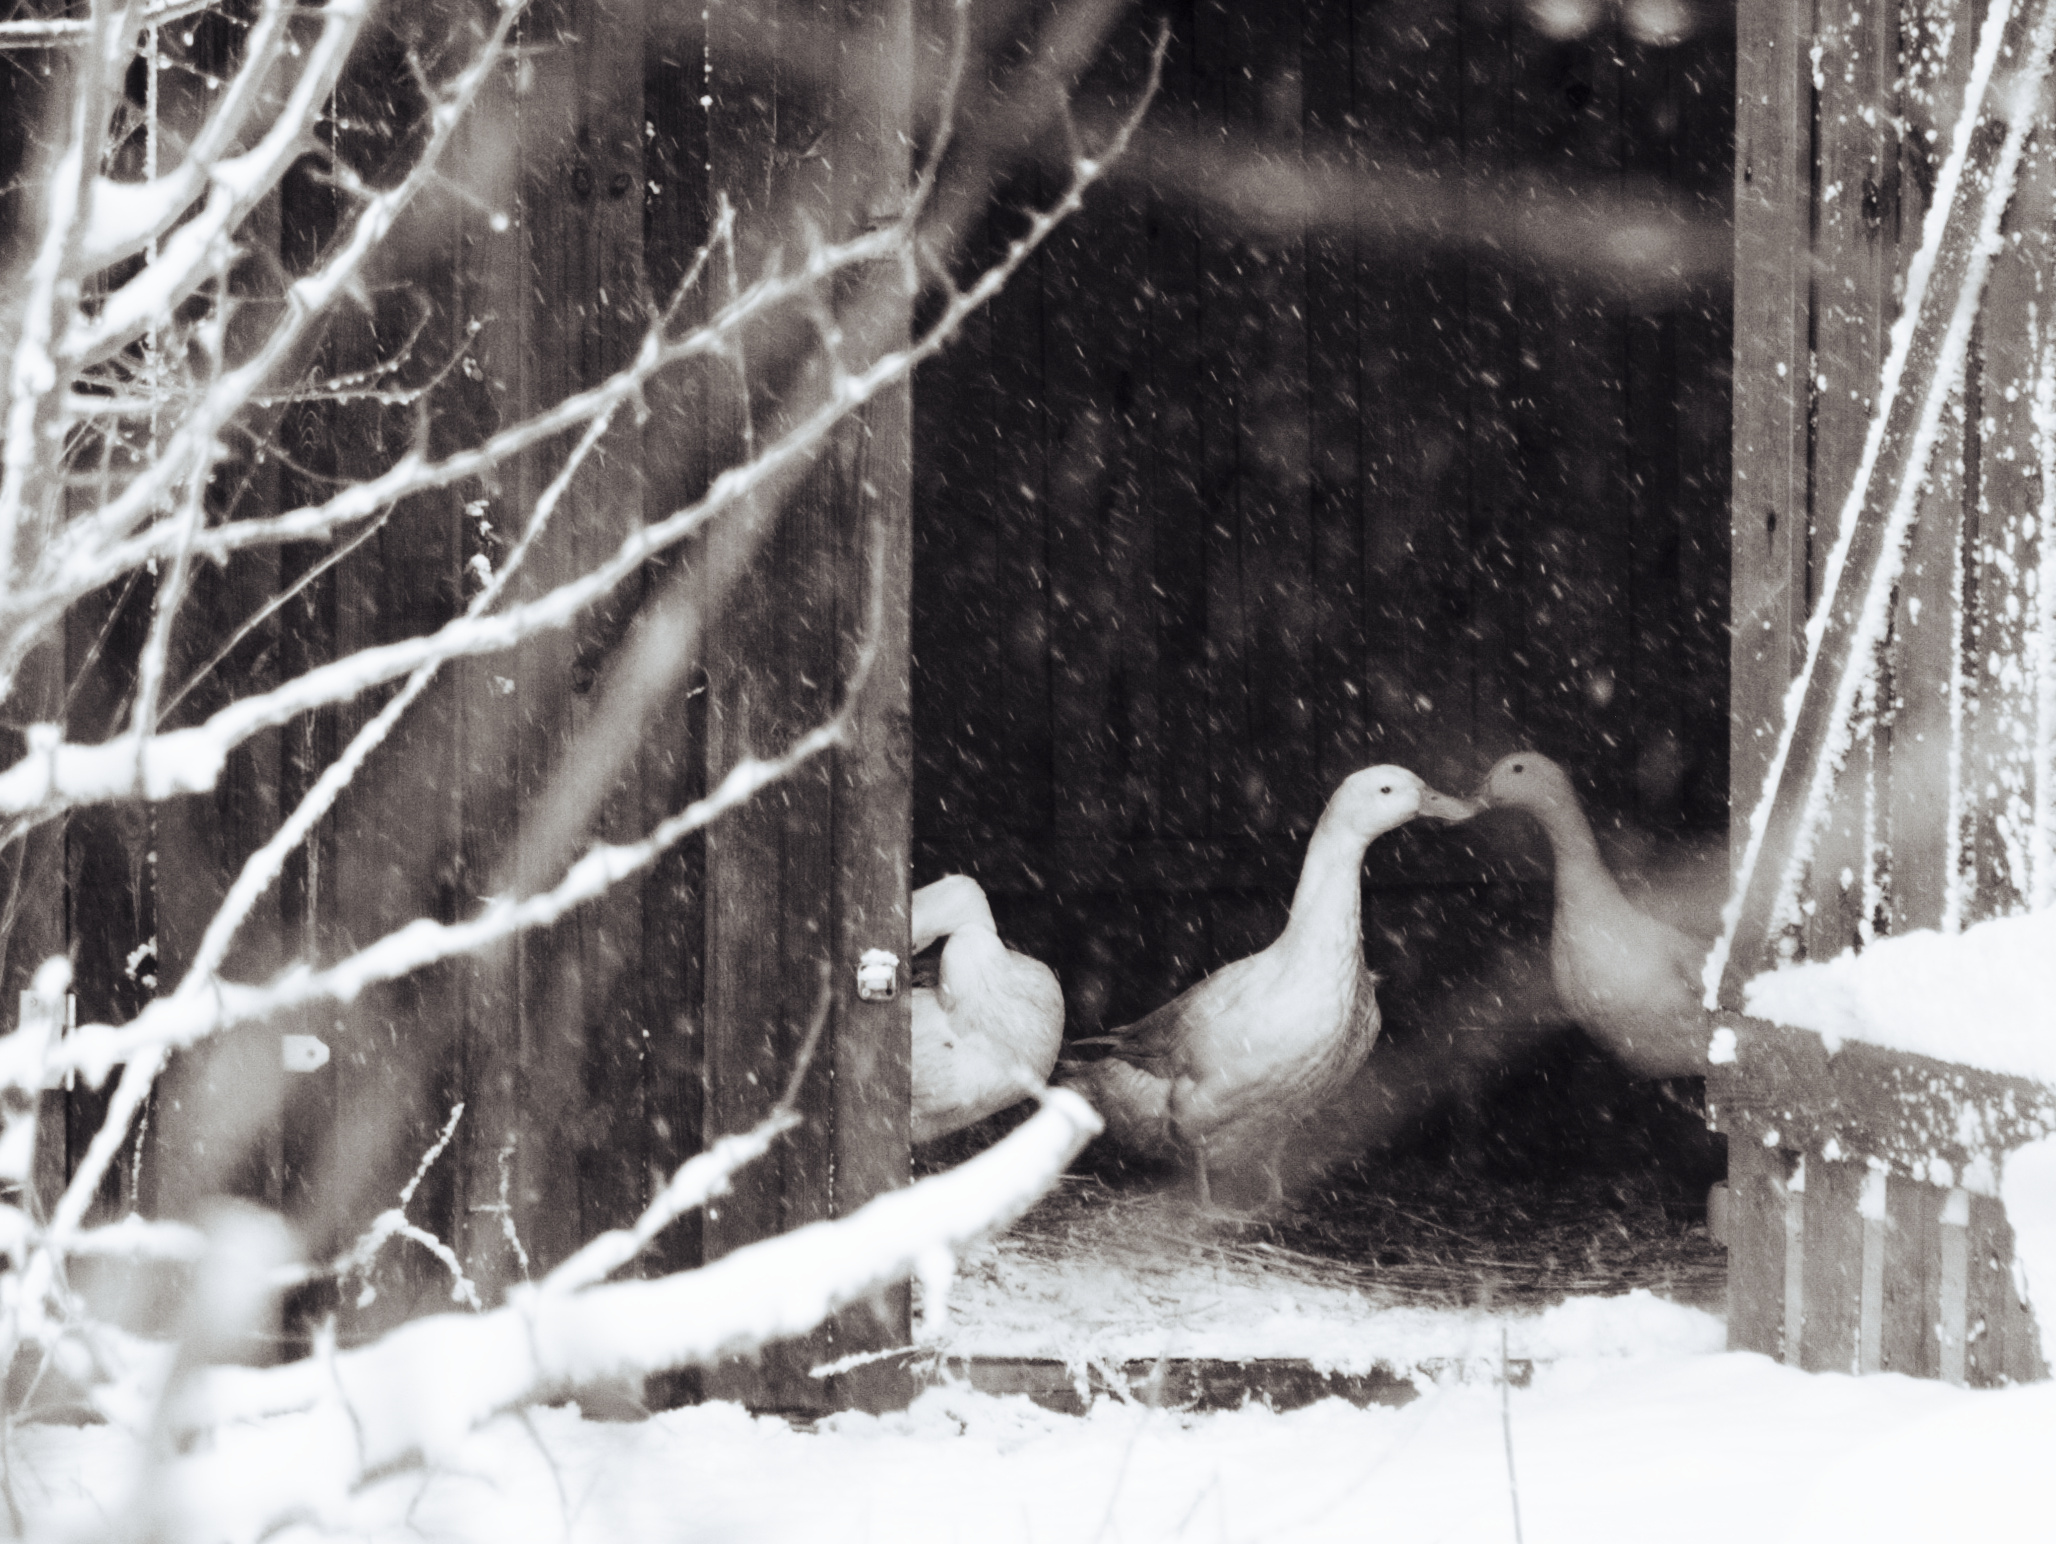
xmin=1058 ymin=766 xmax=1477 ymax=1209
xmin=910 ymin=874 xmax=1066 ymax=1145
xmin=1477 ymin=752 xmax=1709 ymax=1078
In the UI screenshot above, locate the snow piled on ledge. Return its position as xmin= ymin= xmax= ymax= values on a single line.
xmin=1742 ymin=908 xmax=2056 ymax=1083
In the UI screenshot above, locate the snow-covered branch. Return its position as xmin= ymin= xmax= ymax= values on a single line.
xmin=172 ymin=1089 xmax=1098 ymax=1542
xmin=0 ymin=4 xmax=1156 ymax=1520
xmin=0 ymin=62 xmax=1158 ymax=825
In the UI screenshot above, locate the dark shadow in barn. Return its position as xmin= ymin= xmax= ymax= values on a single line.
xmin=912 ymin=0 xmax=1734 ymax=1321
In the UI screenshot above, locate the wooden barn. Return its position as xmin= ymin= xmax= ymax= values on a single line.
xmin=10 ymin=0 xmax=2052 ymax=1422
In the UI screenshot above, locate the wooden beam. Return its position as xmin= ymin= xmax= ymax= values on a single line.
xmin=1706 ymin=1015 xmax=2056 ymax=1185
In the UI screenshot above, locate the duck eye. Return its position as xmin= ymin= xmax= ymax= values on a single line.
xmin=1379 ymin=785 xmax=1392 ymax=795
xmin=1512 ymin=762 xmax=1525 ymax=773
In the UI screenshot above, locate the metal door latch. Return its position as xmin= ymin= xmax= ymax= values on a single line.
xmin=856 ymin=949 xmax=900 ymax=1002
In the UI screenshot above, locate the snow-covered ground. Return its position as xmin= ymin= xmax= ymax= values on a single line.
xmin=15 ymin=1330 xmax=2053 ymax=1544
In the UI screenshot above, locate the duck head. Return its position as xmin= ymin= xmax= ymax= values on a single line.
xmin=1324 ymin=765 xmax=1479 ymax=843
xmin=1475 ymin=751 xmax=1580 ymax=815
xmin=915 ymin=873 xmax=998 ymax=938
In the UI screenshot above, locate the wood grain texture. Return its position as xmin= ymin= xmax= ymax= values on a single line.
xmin=1706 ymin=1016 xmax=2056 ymax=1185
xmin=697 ymin=0 xmax=915 ymax=1415
xmin=1882 ymin=1173 xmax=1941 ymax=1377
xmin=1725 ymin=1133 xmax=1789 ymax=1357
xmin=1800 ymin=1158 xmax=1866 ymax=1373
xmin=1727 ymin=0 xmax=1811 ymax=871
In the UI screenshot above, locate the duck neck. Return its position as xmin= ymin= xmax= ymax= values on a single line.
xmin=1276 ymin=807 xmax=1370 ymax=965
xmin=1531 ymin=797 xmax=1621 ymax=913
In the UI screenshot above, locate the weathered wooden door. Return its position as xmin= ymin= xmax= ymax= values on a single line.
xmin=449 ymin=0 xmax=918 ymax=1411
xmin=43 ymin=0 xmax=916 ymax=1415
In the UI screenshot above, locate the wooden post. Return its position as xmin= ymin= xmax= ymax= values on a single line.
xmin=1725 ymin=1135 xmax=1790 ymax=1356
xmin=1726 ymin=0 xmax=1811 ymax=874
xmin=700 ymin=0 xmax=915 ymax=1416
xmin=1800 ymin=1158 xmax=1866 ymax=1373
xmin=1966 ymin=1191 xmax=2013 ymax=1386
xmin=454 ymin=0 xmax=650 ymax=1299
xmin=1939 ymin=1185 xmax=1971 ymax=1384
xmin=1857 ymin=1168 xmax=1886 ymax=1374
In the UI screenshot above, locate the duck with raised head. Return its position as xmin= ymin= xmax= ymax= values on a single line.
xmin=910 ymin=874 xmax=1066 ymax=1145
xmin=1476 ymin=751 xmax=1709 ymax=1078
xmin=1058 ymin=766 xmax=1477 ymax=1209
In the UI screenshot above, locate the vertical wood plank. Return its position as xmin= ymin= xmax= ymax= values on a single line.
xmin=823 ymin=0 xmax=915 ymax=1413
xmin=1240 ymin=2 xmax=1319 ymax=838
xmin=1803 ymin=0 xmax=1901 ymax=965
xmin=698 ymin=0 xmax=792 ymax=1399
xmin=698 ymin=0 xmax=913 ymax=1415
xmin=452 ymin=32 xmax=529 ymax=1297
xmin=1801 ymin=1157 xmax=1866 ymax=1372
xmin=1139 ymin=7 xmax=1207 ymax=843
xmin=1883 ymin=1172 xmax=1941 ymax=1376
xmin=450 ymin=0 xmax=649 ymax=1300
xmin=1303 ymin=0 xmax=1366 ymax=792
xmin=309 ymin=15 xmax=478 ymax=1309
xmin=1783 ymin=1155 xmax=1808 ymax=1362
xmin=1940 ymin=1186 xmax=1970 ymax=1384
xmin=1963 ymin=64 xmax=2054 ymax=922
xmin=1966 ymin=1190 xmax=2012 ymax=1385
xmin=1045 ymin=176 xmax=1125 ymax=853
xmin=1726 ymin=1135 xmax=1790 ymax=1356
xmin=988 ymin=167 xmax=1055 ymax=850
xmin=1354 ymin=1 xmax=1459 ymax=778
xmin=639 ymin=22 xmax=717 ymax=1367
xmin=1728 ymin=0 xmax=1813 ymax=877
xmin=1189 ymin=0 xmax=1252 ymax=841
xmin=1888 ymin=0 xmax=1979 ymax=932
xmin=1453 ymin=0 xmax=1523 ymax=764
xmin=1858 ymin=1170 xmax=1886 ymax=1372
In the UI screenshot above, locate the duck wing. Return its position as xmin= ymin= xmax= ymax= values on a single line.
xmin=1068 ymin=953 xmax=1273 ymax=1077
xmin=1054 ymin=1054 xmax=1174 ymax=1155
xmin=1553 ymin=896 xmax=1711 ymax=1075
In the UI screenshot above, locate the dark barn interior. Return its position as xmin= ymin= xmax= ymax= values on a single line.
xmin=912 ymin=0 xmax=1734 ymax=1276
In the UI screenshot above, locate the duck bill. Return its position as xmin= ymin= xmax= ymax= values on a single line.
xmin=1417 ymin=786 xmax=1480 ymax=823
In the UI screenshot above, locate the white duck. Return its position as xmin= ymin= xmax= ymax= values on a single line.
xmin=1058 ymin=766 xmax=1476 ymax=1208
xmin=1477 ymin=752 xmax=1709 ymax=1078
xmin=910 ymin=874 xmax=1065 ymax=1145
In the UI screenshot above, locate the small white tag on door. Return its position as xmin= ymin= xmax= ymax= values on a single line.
xmin=282 ymin=1034 xmax=331 ymax=1073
